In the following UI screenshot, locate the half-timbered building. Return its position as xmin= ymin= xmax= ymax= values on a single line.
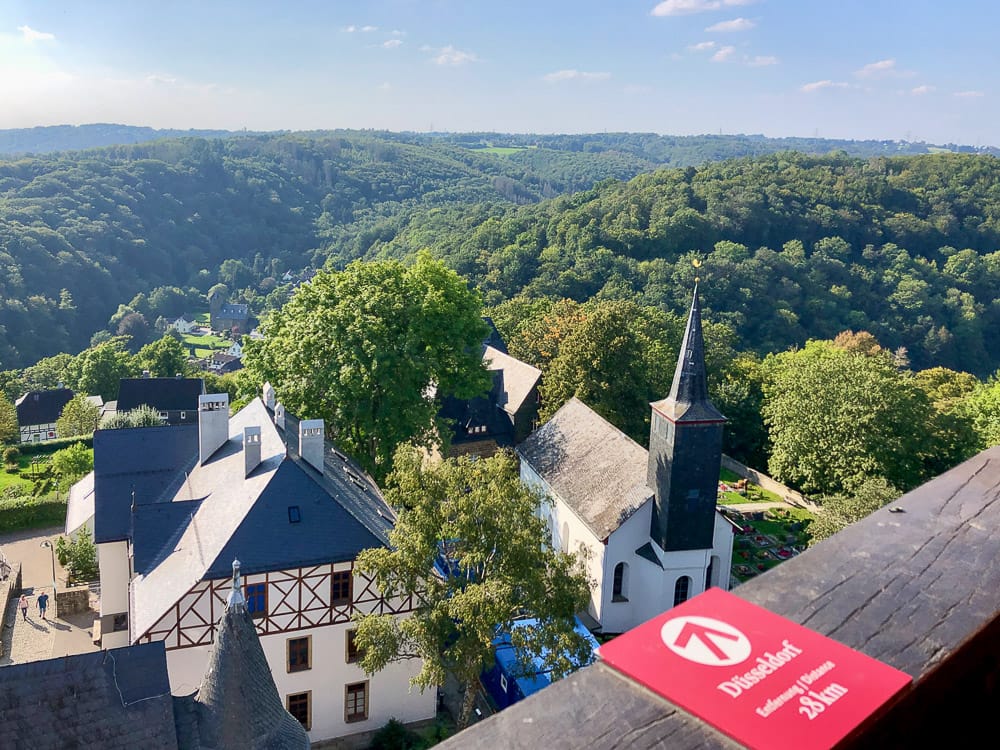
xmin=92 ymin=386 xmax=435 ymax=744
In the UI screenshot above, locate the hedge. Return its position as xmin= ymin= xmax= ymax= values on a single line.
xmin=0 ymin=494 xmax=67 ymax=534
xmin=10 ymin=435 xmax=93 ymax=456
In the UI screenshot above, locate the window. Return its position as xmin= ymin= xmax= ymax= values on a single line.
xmin=159 ymin=411 xmax=169 ymax=420
xmin=346 ymin=629 xmax=363 ymax=663
xmin=288 ymin=505 xmax=301 ymax=523
xmin=500 ymin=673 xmax=508 ymax=692
xmin=287 ymin=636 xmax=311 ymax=672
xmin=180 ymin=411 xmax=186 ymax=420
xmin=345 ymin=681 xmax=368 ymax=723
xmin=245 ymin=582 xmax=267 ymax=619
xmin=287 ymin=691 xmax=311 ymax=730
xmin=112 ymin=613 xmax=129 ymax=632
xmin=674 ymin=575 xmax=691 ymax=607
xmin=561 ymin=522 xmax=570 ymax=554
xmin=612 ymin=562 xmax=629 ymax=602
xmin=332 ymin=570 xmax=352 ymax=606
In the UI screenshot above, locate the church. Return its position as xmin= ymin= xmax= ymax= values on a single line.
xmin=517 ymin=284 xmax=736 ymax=634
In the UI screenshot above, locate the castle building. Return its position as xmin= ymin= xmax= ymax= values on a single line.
xmin=517 ymin=284 xmax=736 ymax=634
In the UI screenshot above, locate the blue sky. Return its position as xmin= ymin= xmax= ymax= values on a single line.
xmin=0 ymin=1 xmax=995 ymax=144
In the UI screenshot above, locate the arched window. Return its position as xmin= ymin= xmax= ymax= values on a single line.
xmin=561 ymin=522 xmax=570 ymax=553
xmin=674 ymin=575 xmax=691 ymax=607
xmin=612 ymin=562 xmax=629 ymax=602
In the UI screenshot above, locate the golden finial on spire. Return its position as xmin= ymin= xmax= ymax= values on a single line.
xmin=692 ymin=258 xmax=702 ymax=283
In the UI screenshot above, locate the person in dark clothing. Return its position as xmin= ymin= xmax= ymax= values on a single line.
xmin=37 ymin=590 xmax=49 ymax=620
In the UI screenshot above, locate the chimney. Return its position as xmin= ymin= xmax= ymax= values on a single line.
xmin=243 ymin=426 xmax=262 ymax=477
xmin=299 ymin=419 xmax=324 ymax=472
xmin=142 ymin=370 xmax=151 ymax=379
xmin=198 ymin=393 xmax=230 ymax=465
xmin=274 ymin=402 xmax=285 ymax=431
xmin=263 ymin=382 xmax=276 ymax=410
xmin=175 ymin=372 xmax=182 ymax=379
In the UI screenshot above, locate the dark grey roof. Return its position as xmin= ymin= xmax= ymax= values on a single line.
xmin=0 ymin=642 xmax=178 ymax=750
xmin=117 ymin=377 xmax=206 ymax=412
xmin=635 ymin=542 xmax=663 ymax=568
xmin=14 ymin=388 xmax=74 ymax=425
xmin=218 ymin=303 xmax=249 ymax=319
xmin=192 ymin=575 xmax=310 ymax=750
xmin=518 ymin=398 xmax=652 ymax=539
xmin=93 ymin=424 xmax=199 ymax=543
xmin=650 ymin=283 xmax=725 ymax=424
xmin=130 ymin=399 xmax=394 ymax=638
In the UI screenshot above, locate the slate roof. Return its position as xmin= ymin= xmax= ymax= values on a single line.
xmin=14 ymin=388 xmax=74 ymax=426
xmin=484 ymin=346 xmax=541 ymax=416
xmin=0 ymin=641 xmax=178 ymax=750
xmin=130 ymin=398 xmax=394 ymax=640
xmin=218 ymin=303 xmax=249 ymax=320
xmin=117 ymin=377 xmax=206 ymax=412
xmin=92 ymin=423 xmax=199 ymax=543
xmin=65 ymin=470 xmax=95 ymax=536
xmin=518 ymin=398 xmax=653 ymax=540
xmin=182 ymin=569 xmax=310 ymax=750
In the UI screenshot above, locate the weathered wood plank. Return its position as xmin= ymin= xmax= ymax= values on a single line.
xmin=439 ymin=447 xmax=1000 ymax=748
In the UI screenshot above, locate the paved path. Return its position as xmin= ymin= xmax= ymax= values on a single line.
xmin=0 ymin=526 xmax=98 ymax=666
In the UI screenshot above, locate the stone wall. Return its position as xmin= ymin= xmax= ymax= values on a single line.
xmin=55 ymin=585 xmax=91 ymax=616
xmin=0 ymin=562 xmax=22 ymax=656
xmin=720 ymin=454 xmax=816 ymax=509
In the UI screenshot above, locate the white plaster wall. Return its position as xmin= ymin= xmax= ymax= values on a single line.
xmin=601 ymin=500 xmax=652 ymax=634
xmin=98 ymin=540 xmax=131 ymax=648
xmin=712 ymin=513 xmax=735 ymax=591
xmin=163 ymin=622 xmax=435 ymax=744
xmin=521 ymin=461 xmax=604 ymax=621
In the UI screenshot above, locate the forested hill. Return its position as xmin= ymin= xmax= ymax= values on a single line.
xmin=366 ymin=152 xmax=1000 ymax=376
xmin=0 ymin=124 xmax=235 ymax=155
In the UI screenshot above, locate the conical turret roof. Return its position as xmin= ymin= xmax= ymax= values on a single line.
xmin=651 ymin=282 xmax=726 ymax=423
xmin=193 ymin=560 xmax=310 ymax=750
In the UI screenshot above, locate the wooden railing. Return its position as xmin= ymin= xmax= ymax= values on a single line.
xmin=438 ymin=446 xmax=1000 ymax=749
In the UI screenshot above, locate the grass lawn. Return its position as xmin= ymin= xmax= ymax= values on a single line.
xmin=720 ymin=467 xmax=742 ymax=483
xmin=180 ymin=328 xmax=230 ymax=357
xmin=719 ymin=491 xmax=752 ymax=505
xmin=480 ymin=146 xmax=528 ymax=155
xmin=0 ymin=455 xmax=42 ymax=493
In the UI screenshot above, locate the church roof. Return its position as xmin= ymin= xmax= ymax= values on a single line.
xmin=518 ymin=398 xmax=652 ymax=540
xmin=187 ymin=562 xmax=310 ymax=750
xmin=650 ymin=282 xmax=725 ymax=424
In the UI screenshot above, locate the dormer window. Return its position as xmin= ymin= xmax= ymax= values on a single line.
xmin=288 ymin=506 xmax=301 ymax=523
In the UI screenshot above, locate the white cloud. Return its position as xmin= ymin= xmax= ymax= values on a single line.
xmin=343 ymin=24 xmax=377 ymax=33
xmin=746 ymin=55 xmax=778 ymax=67
xmin=361 ymin=25 xmax=377 ymax=32
xmin=651 ymin=0 xmax=753 ymax=17
xmin=390 ymin=30 xmax=406 ymax=36
xmin=543 ymin=69 xmax=612 ymax=83
xmin=800 ymin=80 xmax=849 ymax=93
xmin=954 ymin=90 xmax=984 ymax=98
xmin=688 ymin=41 xmax=716 ymax=51
xmin=18 ymin=25 xmax=55 ymax=42
xmin=383 ymin=39 xmax=403 ymax=49
xmin=706 ymin=17 xmax=755 ymax=32
xmin=711 ymin=45 xmax=736 ymax=62
xmin=911 ymin=85 xmax=935 ymax=95
xmin=854 ymin=58 xmax=913 ymax=79
xmin=431 ymin=46 xmax=478 ymax=66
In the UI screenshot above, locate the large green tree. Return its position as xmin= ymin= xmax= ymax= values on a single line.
xmin=244 ymin=253 xmax=490 ymax=478
xmin=56 ymin=394 xmax=101 ymax=438
xmin=0 ymin=396 xmax=17 ymax=443
xmin=354 ymin=447 xmax=593 ymax=729
xmin=762 ymin=340 xmax=935 ymax=495
xmin=136 ymin=335 xmax=190 ymax=378
xmin=70 ymin=337 xmax=136 ymax=401
xmin=51 ymin=441 xmax=94 ymax=487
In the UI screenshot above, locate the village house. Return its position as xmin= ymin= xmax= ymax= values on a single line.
xmin=116 ymin=374 xmax=206 ymax=426
xmin=15 ymin=387 xmax=74 ymax=443
xmin=89 ymin=385 xmax=436 ymax=744
xmin=518 ymin=285 xmax=736 ymax=634
xmin=169 ymin=314 xmax=198 ymax=334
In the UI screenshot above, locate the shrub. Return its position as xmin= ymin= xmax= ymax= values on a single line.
xmin=370 ymin=718 xmax=421 ymax=750
xmin=0 ymin=489 xmax=66 ymax=533
xmin=3 ymin=446 xmax=20 ymax=464
xmin=58 ymin=533 xmax=99 ymax=583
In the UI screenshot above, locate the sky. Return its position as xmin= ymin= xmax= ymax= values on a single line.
xmin=0 ymin=0 xmax=996 ymax=145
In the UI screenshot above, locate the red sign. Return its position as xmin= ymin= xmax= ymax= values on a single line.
xmin=599 ymin=588 xmax=911 ymax=750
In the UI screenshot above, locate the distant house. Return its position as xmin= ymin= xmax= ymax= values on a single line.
xmin=482 ymin=617 xmax=599 ymax=711
xmin=116 ymin=375 xmax=206 ymax=425
xmin=206 ymin=351 xmax=243 ymax=374
xmin=209 ymin=293 xmax=250 ymax=333
xmin=15 ymin=388 xmax=74 ymax=443
xmin=518 ymin=285 xmax=735 ymax=635
xmin=226 ymin=340 xmax=243 ymax=358
xmin=439 ymin=345 xmax=541 ymax=458
xmin=170 ymin=314 xmax=198 ymax=334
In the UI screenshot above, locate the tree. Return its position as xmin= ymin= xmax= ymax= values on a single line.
xmin=136 ymin=335 xmax=190 ymax=378
xmin=51 ymin=441 xmax=93 ymax=486
xmin=0 ymin=396 xmax=17 ymax=443
xmin=56 ymin=394 xmax=101 ymax=438
xmin=54 ymin=533 xmax=99 ymax=582
xmin=100 ymin=404 xmax=164 ymax=429
xmin=116 ymin=311 xmax=151 ymax=350
xmin=963 ymin=375 xmax=1000 ymax=449
xmin=72 ymin=338 xmax=135 ymax=401
xmin=354 ymin=446 xmax=593 ymax=729
xmin=762 ymin=340 xmax=934 ymax=495
xmin=245 ymin=254 xmax=490 ymax=478
xmin=809 ymin=476 xmax=900 ymax=545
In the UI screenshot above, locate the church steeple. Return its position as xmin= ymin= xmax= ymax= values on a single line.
xmin=647 ymin=283 xmax=726 ymax=552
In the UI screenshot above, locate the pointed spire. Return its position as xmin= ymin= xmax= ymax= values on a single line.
xmin=651 ymin=282 xmax=725 ymax=423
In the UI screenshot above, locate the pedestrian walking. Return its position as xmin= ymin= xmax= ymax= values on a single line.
xmin=18 ymin=593 xmax=28 ymax=621
xmin=37 ymin=590 xmax=49 ymax=621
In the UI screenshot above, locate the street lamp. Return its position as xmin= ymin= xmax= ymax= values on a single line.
xmin=40 ymin=540 xmax=57 ymax=596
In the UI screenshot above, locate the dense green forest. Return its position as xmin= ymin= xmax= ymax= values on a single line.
xmin=1 ymin=130 xmax=999 ymax=379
